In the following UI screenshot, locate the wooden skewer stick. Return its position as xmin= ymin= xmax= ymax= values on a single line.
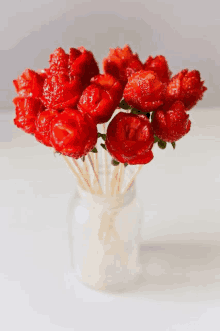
xmin=83 ymin=156 xmax=92 ymax=187
xmin=95 ymin=149 xmax=103 ymax=194
xmin=104 ymin=149 xmax=109 ymax=196
xmin=122 ymin=164 xmax=144 ymax=194
xmin=87 ymin=153 xmax=103 ymax=195
xmin=94 ymin=148 xmax=99 ymax=184
xmin=115 ymin=162 xmax=124 ymax=195
xmin=89 ymin=152 xmax=95 ymax=185
xmin=117 ymin=162 xmax=125 ymax=194
xmin=62 ymin=155 xmax=86 ymax=190
xmin=102 ymin=123 xmax=109 ymax=196
xmin=113 ymin=163 xmax=122 ymax=196
xmin=89 ymin=152 xmax=96 ymax=188
xmin=110 ymin=165 xmax=119 ymax=195
xmin=71 ymin=158 xmax=94 ymax=194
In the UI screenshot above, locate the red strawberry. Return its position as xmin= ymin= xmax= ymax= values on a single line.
xmin=144 ymin=55 xmax=172 ymax=83
xmin=69 ymin=46 xmax=99 ymax=88
xmin=106 ymin=112 xmax=154 ymax=165
xmin=13 ymin=69 xmax=44 ymax=98
xmin=152 ymin=101 xmax=191 ymax=142
xmin=35 ymin=109 xmax=59 ymax=147
xmin=77 ymin=74 xmax=123 ymax=124
xmin=50 ymin=108 xmax=97 ymax=158
xmin=123 ymin=70 xmax=166 ymax=112
xmin=37 ymin=68 xmax=50 ymax=80
xmin=103 ymin=45 xmax=144 ymax=87
xmin=166 ymin=69 xmax=207 ymax=110
xmin=13 ymin=97 xmax=44 ymax=134
xmin=41 ymin=74 xmax=83 ymax=110
xmin=49 ymin=48 xmax=69 ymax=76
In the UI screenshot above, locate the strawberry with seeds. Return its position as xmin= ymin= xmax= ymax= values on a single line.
xmin=166 ymin=69 xmax=207 ymax=110
xmin=123 ymin=70 xmax=166 ymax=112
xmin=103 ymin=45 xmax=143 ymax=87
xmin=69 ymin=46 xmax=99 ymax=89
xmin=13 ymin=97 xmax=44 ymax=134
xmin=152 ymin=101 xmax=191 ymax=142
xmin=106 ymin=112 xmax=154 ymax=165
xmin=41 ymin=74 xmax=83 ymax=110
xmin=144 ymin=55 xmax=172 ymax=83
xmin=13 ymin=69 xmax=45 ymax=98
xmin=77 ymin=74 xmax=123 ymax=124
xmin=50 ymin=109 xmax=98 ymax=158
xmin=35 ymin=109 xmax=59 ymax=147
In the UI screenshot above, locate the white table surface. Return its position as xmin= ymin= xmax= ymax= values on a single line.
xmin=0 ymin=107 xmax=220 ymax=331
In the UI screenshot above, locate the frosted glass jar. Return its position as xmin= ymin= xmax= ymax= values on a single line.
xmin=67 ymin=180 xmax=143 ymax=292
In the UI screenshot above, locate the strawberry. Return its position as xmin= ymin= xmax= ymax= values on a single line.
xmin=37 ymin=68 xmax=50 ymax=80
xmin=69 ymin=46 xmax=99 ymax=88
xmin=106 ymin=112 xmax=154 ymax=165
xmin=123 ymin=70 xmax=166 ymax=112
xmin=103 ymin=45 xmax=143 ymax=87
xmin=49 ymin=48 xmax=69 ymax=76
xmin=152 ymin=101 xmax=191 ymax=142
xmin=144 ymin=55 xmax=172 ymax=83
xmin=77 ymin=74 xmax=123 ymax=124
xmin=35 ymin=109 xmax=59 ymax=147
xmin=13 ymin=69 xmax=44 ymax=98
xmin=166 ymin=69 xmax=207 ymax=110
xmin=50 ymin=108 xmax=97 ymax=158
xmin=41 ymin=74 xmax=83 ymax=110
xmin=13 ymin=97 xmax=44 ymax=134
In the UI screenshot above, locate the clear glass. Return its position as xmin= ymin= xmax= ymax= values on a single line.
xmin=67 ymin=179 xmax=144 ymax=292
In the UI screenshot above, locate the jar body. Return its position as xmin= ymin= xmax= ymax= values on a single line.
xmin=67 ymin=181 xmax=143 ymax=291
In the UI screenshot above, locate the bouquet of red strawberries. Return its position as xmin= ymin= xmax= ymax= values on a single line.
xmin=13 ymin=45 xmax=207 ymax=166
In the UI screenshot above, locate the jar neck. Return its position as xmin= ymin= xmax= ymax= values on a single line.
xmin=77 ymin=180 xmax=136 ymax=209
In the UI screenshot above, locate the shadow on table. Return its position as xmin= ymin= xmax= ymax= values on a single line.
xmin=112 ymin=241 xmax=220 ymax=301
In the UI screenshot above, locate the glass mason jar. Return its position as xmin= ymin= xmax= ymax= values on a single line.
xmin=67 ymin=176 xmax=144 ymax=292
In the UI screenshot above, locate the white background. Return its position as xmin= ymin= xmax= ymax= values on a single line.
xmin=0 ymin=0 xmax=220 ymax=108
xmin=1 ymin=0 xmax=220 ymax=330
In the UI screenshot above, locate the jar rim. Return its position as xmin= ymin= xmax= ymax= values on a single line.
xmin=77 ymin=180 xmax=136 ymax=208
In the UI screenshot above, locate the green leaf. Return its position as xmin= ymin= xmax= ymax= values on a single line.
xmin=151 ymin=111 xmax=155 ymax=121
xmin=158 ymin=140 xmax=167 ymax=149
xmin=91 ymin=147 xmax=98 ymax=153
xmin=119 ymin=99 xmax=131 ymax=110
xmin=171 ymin=142 xmax=176 ymax=149
xmin=130 ymin=108 xmax=140 ymax=114
xmin=81 ymin=156 xmax=85 ymax=162
xmin=124 ymin=162 xmax=128 ymax=167
xmin=98 ymin=132 xmax=106 ymax=141
xmin=154 ymin=135 xmax=160 ymax=143
xmin=130 ymin=109 xmax=151 ymax=118
xmin=100 ymin=143 xmax=107 ymax=150
xmin=111 ymin=159 xmax=120 ymax=166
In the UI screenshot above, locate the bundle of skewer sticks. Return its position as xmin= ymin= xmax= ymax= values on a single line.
xmin=56 ymin=119 xmax=144 ymax=197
